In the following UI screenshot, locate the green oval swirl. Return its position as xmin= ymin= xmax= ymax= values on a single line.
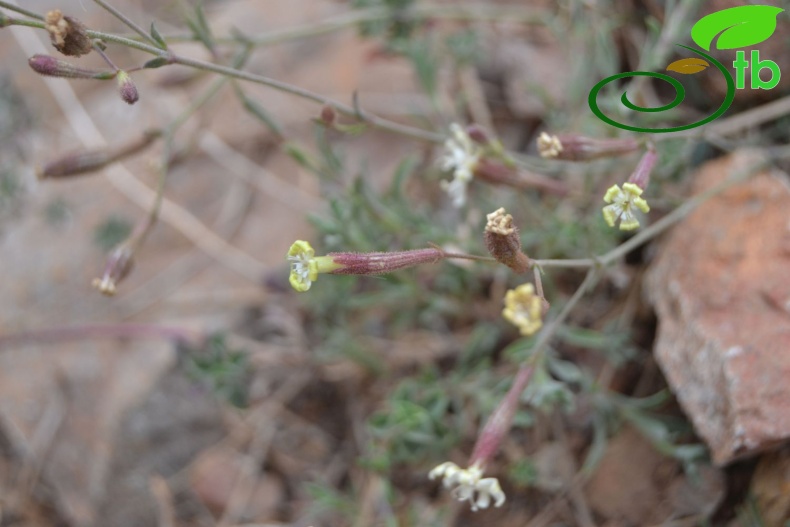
xmin=588 ymin=45 xmax=735 ymax=133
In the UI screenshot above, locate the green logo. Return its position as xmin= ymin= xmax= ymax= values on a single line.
xmin=589 ymin=5 xmax=784 ymax=133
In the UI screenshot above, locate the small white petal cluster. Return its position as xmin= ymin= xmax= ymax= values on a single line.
xmin=537 ymin=132 xmax=563 ymax=158
xmin=429 ymin=461 xmax=505 ymax=511
xmin=602 ymin=182 xmax=650 ymax=231
xmin=440 ymin=123 xmax=480 ymax=207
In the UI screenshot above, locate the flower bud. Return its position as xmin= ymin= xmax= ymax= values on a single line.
xmin=483 ymin=208 xmax=530 ymax=274
xmin=38 ymin=129 xmax=161 ymax=179
xmin=92 ymin=244 xmax=134 ymax=296
xmin=537 ymin=132 xmax=639 ymax=161
xmin=465 ymin=124 xmax=490 ymax=145
xmin=28 ymin=54 xmax=114 ymax=80
xmin=116 ymin=71 xmax=139 ymax=105
xmin=319 ymin=105 xmax=336 ymax=125
xmin=45 ymin=10 xmax=93 ymax=57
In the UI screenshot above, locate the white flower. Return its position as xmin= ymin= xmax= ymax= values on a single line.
xmin=440 ymin=124 xmax=480 ymax=207
xmin=537 ymin=132 xmax=563 ymax=158
xmin=602 ymin=182 xmax=650 ymax=231
xmin=429 ymin=461 xmax=505 ymax=511
xmin=287 ymin=240 xmax=319 ymax=292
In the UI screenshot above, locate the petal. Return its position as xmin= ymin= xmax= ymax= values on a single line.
xmin=603 ymin=185 xmax=624 ymax=204
xmin=452 ymin=484 xmax=474 ymax=502
xmin=477 ymin=478 xmax=506 ymax=507
xmin=619 ymin=216 xmax=641 ymax=231
xmin=474 ymin=491 xmax=491 ymax=510
xmin=622 ymin=182 xmax=644 ymax=197
xmin=287 ymin=240 xmax=314 ymax=259
xmin=633 ymin=196 xmax=650 ymax=213
xmin=289 ymin=271 xmax=312 ymax=292
xmin=602 ymin=204 xmax=620 ymax=227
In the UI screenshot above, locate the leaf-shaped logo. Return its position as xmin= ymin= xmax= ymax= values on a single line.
xmin=666 ymin=57 xmax=710 ymax=74
xmin=691 ymin=5 xmax=785 ymax=51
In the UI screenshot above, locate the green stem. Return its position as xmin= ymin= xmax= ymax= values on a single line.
xmin=170 ymin=54 xmax=443 ymax=142
xmin=0 ymin=0 xmax=42 ymax=20
xmin=136 ymin=47 xmax=253 ymax=249
xmin=92 ymin=0 xmax=161 ymax=48
xmin=108 ymin=4 xmax=548 ymax=47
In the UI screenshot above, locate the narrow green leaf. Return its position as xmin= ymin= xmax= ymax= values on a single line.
xmin=143 ymin=57 xmax=170 ymax=69
xmin=149 ymin=22 xmax=168 ymax=49
xmin=333 ymin=122 xmax=369 ymax=136
xmin=691 ymin=5 xmax=784 ymax=51
xmin=186 ymin=4 xmax=215 ymax=51
xmin=235 ymin=89 xmax=284 ymax=138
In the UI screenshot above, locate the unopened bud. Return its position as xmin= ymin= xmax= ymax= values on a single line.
xmin=627 ymin=146 xmax=657 ymax=189
xmin=45 ymin=10 xmax=93 ymax=57
xmin=28 ymin=54 xmax=114 ymax=80
xmin=320 ymin=105 xmax=336 ymax=125
xmin=38 ymin=129 xmax=161 ymax=179
xmin=116 ymin=71 xmax=139 ymax=105
xmin=92 ymin=243 xmax=134 ymax=296
xmin=537 ymin=132 xmax=639 ymax=161
xmin=466 ymin=124 xmax=490 ymax=145
xmin=483 ymin=208 xmax=530 ymax=274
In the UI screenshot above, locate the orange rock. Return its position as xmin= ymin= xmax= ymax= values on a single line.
xmin=647 ymin=151 xmax=790 ymax=465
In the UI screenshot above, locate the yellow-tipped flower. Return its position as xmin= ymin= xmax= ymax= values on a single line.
xmin=502 ymin=283 xmax=543 ymax=336
xmin=287 ymin=240 xmax=339 ymax=292
xmin=602 ymin=182 xmax=650 ymax=231
xmin=287 ymin=240 xmax=445 ymax=292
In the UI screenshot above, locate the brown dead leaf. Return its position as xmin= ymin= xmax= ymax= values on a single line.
xmin=751 ymin=449 xmax=790 ymax=525
xmin=666 ymin=57 xmax=710 ymax=74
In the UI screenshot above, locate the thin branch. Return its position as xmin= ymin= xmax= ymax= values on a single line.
xmin=8 ymin=18 xmax=270 ymax=283
xmin=170 ymin=54 xmax=444 ymax=143
xmin=0 ymin=324 xmax=198 ymax=350
xmin=0 ymin=0 xmax=43 ymax=20
xmin=92 ymin=0 xmax=160 ymax=48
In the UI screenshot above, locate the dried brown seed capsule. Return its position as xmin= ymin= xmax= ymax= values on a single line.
xmin=483 ymin=208 xmax=530 ymax=274
xmin=45 ymin=10 xmax=93 ymax=57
